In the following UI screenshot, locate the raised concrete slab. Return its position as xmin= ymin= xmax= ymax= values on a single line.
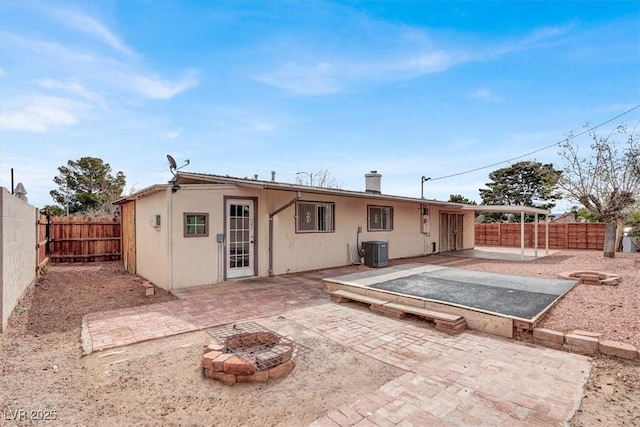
xmin=326 ymin=265 xmax=577 ymax=322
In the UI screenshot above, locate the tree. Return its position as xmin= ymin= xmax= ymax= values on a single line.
xmin=41 ymin=204 xmax=65 ymax=216
xmin=478 ymin=161 xmax=562 ymax=222
xmin=448 ymin=194 xmax=477 ymax=205
xmin=558 ymin=123 xmax=640 ymax=257
xmin=50 ymin=157 xmax=126 ymax=215
xmin=295 ymin=169 xmax=340 ymax=188
xmin=572 ymin=206 xmax=603 ymax=223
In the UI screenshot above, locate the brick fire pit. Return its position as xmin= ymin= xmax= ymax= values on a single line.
xmin=558 ymin=270 xmax=622 ymax=286
xmin=201 ymin=322 xmax=308 ymax=385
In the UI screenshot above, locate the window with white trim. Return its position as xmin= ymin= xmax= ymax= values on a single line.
xmin=368 ymin=205 xmax=393 ymax=231
xmin=296 ymin=202 xmax=335 ymax=232
xmin=184 ymin=213 xmax=209 ymax=237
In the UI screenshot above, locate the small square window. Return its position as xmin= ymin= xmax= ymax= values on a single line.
xmin=368 ymin=206 xmax=393 ymax=231
xmin=184 ymin=213 xmax=209 ymax=237
xmin=296 ymin=202 xmax=335 ymax=233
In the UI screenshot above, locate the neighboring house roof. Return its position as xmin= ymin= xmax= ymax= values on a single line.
xmin=171 ymin=171 xmax=465 ymax=208
xmin=463 ymin=204 xmax=549 ymax=215
xmin=550 ymin=212 xmax=578 ymax=223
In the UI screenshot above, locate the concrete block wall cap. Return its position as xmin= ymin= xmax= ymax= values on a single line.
xmin=569 ymin=330 xmax=602 ymax=338
xmin=565 ymin=333 xmax=599 ymax=343
xmin=599 ymin=340 xmax=639 ymax=360
xmin=533 ymin=328 xmax=565 ymax=345
xmin=532 ymin=328 xmax=637 ymax=361
xmin=564 ymin=334 xmax=600 ymax=355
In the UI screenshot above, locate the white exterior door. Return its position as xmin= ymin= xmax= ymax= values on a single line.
xmin=226 ymin=199 xmax=255 ymax=279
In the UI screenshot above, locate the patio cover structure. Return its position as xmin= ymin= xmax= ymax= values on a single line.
xmin=463 ymin=205 xmax=550 ymax=260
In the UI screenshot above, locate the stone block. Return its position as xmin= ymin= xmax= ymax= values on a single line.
xmin=223 ymin=355 xmax=256 ymax=376
xmin=599 ymin=340 xmax=639 ymax=360
xmin=145 ymin=287 xmax=155 ymax=296
xmin=206 ymin=342 xmax=226 ymax=353
xmin=435 ymin=319 xmax=467 ymax=334
xmin=533 ymin=328 xmax=565 ymax=348
xmin=370 ymin=304 xmax=406 ymax=318
xmin=569 ymin=330 xmax=602 ymax=338
xmin=564 ymin=334 xmax=599 ymax=355
xmin=268 ymin=359 xmax=295 ymax=380
xmin=212 ymin=353 xmax=234 ymax=371
xmin=580 ymin=274 xmax=600 ymax=283
xmin=201 ymin=351 xmax=222 ymax=370
xmin=205 ymin=369 xmax=237 ymax=386
xmin=237 ymin=370 xmax=269 ymax=383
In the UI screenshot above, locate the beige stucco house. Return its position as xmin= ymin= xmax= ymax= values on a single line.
xmin=114 ymin=171 xmax=475 ymax=291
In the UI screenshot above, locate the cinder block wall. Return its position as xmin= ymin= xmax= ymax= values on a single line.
xmin=1 ymin=187 xmax=38 ymax=332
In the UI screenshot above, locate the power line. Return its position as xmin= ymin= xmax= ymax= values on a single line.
xmin=429 ymin=104 xmax=640 ymax=181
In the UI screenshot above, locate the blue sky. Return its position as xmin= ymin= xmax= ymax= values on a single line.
xmin=1 ymin=1 xmax=639 ymax=212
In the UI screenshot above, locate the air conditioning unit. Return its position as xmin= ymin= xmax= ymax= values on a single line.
xmin=363 ymin=241 xmax=389 ymax=268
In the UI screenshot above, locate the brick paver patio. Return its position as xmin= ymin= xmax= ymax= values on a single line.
xmin=82 ymin=260 xmax=592 ymax=425
xmin=289 ymin=304 xmax=590 ymax=426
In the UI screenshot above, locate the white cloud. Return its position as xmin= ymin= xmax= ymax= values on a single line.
xmin=0 ymin=96 xmax=86 ymax=132
xmin=165 ymin=131 xmax=180 ymax=139
xmin=6 ymin=30 xmax=199 ymax=102
xmin=249 ymin=121 xmax=277 ymax=132
xmin=209 ymin=105 xmax=280 ymax=134
xmin=127 ymin=71 xmax=199 ymax=99
xmin=35 ymin=79 xmax=106 ymax=107
xmin=469 ymin=88 xmax=503 ymax=102
xmin=255 ymin=21 xmax=572 ymax=96
xmin=407 ymin=51 xmax=460 ymax=74
xmin=3 ymin=31 xmax=97 ymax=63
xmin=256 ymin=62 xmax=340 ymax=96
xmin=55 ymin=9 xmax=135 ymax=56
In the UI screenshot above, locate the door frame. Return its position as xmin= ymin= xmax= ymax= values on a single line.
xmin=223 ymin=196 xmax=258 ymax=280
xmin=439 ymin=212 xmax=464 ymax=252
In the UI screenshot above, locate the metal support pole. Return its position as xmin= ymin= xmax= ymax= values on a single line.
xmin=421 ymin=176 xmax=431 ymax=199
xmin=521 ymin=210 xmax=525 ymax=261
xmin=534 ymin=213 xmax=539 ymax=258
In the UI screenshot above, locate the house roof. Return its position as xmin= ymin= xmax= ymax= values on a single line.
xmin=113 ymin=184 xmax=169 ymax=204
xmin=172 ymin=171 xmax=465 ymax=208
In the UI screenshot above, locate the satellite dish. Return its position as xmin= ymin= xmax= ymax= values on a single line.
xmin=167 ymin=154 xmax=177 ymax=170
xmin=166 ymin=154 xmax=190 ymax=178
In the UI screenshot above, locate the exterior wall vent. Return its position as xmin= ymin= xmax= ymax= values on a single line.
xmin=365 ymin=171 xmax=382 ymax=194
xmin=150 ymin=214 xmax=161 ymax=228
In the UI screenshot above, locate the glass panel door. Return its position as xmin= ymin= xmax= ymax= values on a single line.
xmin=226 ymin=199 xmax=255 ymax=279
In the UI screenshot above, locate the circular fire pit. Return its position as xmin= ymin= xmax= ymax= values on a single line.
xmin=201 ymin=325 xmax=298 ymax=386
xmin=558 ymin=270 xmax=622 ymax=286
xmin=225 ymin=331 xmax=294 ymax=370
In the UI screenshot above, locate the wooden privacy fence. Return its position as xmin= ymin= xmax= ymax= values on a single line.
xmin=475 ymin=222 xmax=606 ymax=250
xmin=37 ymin=214 xmax=49 ymax=274
xmin=44 ymin=216 xmax=122 ymax=263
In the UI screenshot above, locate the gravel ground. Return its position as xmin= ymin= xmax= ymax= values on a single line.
xmin=458 ymin=250 xmax=640 ymax=349
xmin=1 ymin=250 xmax=638 ymax=426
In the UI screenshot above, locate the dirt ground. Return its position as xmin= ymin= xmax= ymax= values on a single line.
xmin=1 ymin=251 xmax=639 ymax=426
